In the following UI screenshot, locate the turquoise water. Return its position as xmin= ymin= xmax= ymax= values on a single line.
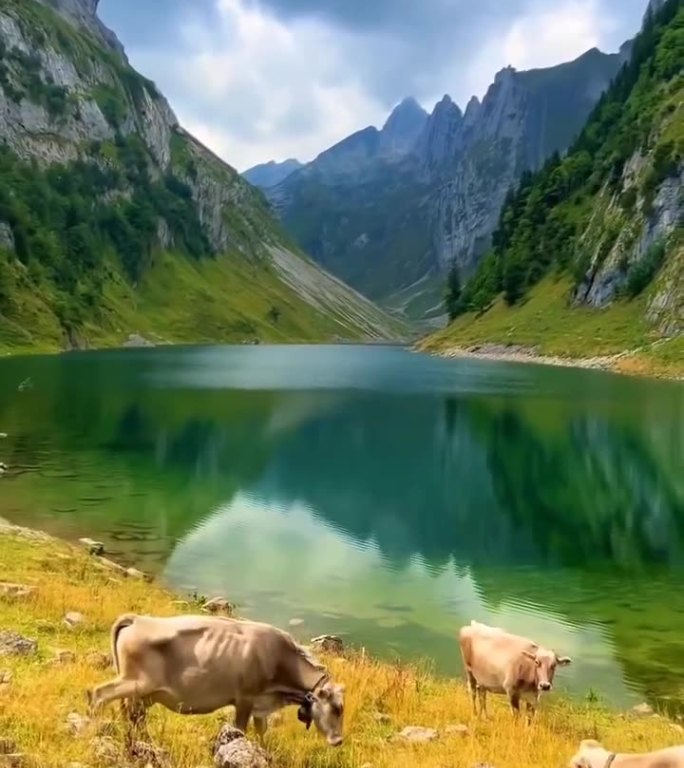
xmin=0 ymin=344 xmax=683 ymax=711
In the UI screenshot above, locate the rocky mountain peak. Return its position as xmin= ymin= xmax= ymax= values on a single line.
xmin=414 ymin=94 xmax=465 ymax=170
xmin=38 ymin=0 xmax=124 ymax=57
xmin=379 ymin=97 xmax=429 ymax=158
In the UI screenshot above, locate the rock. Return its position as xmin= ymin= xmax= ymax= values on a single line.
xmin=90 ymin=736 xmax=121 ymax=765
xmin=53 ymin=649 xmax=77 ymax=665
xmin=202 ymin=597 xmax=235 ymax=615
xmin=66 ymin=711 xmax=92 ymax=736
xmin=129 ymin=741 xmax=170 ymax=768
xmin=394 ymin=726 xmax=438 ymax=743
xmin=85 ymin=650 xmax=111 ymax=670
xmin=0 ymin=583 xmax=37 ymax=600
xmin=445 ymin=724 xmax=469 ymax=736
xmin=79 ymin=538 xmax=104 ymax=555
xmin=95 ymin=557 xmax=126 ymax=574
xmin=372 ymin=712 xmax=392 ymax=725
xmin=0 ymin=631 xmax=37 ymax=657
xmin=310 ymin=634 xmax=344 ymax=655
xmin=632 ymin=702 xmax=654 ymax=716
xmin=288 ymin=618 xmax=304 ymax=627
xmin=125 ymin=567 xmax=149 ymax=581
xmin=213 ymin=725 xmax=271 ymax=767
xmin=64 ymin=611 xmax=84 ymax=629
xmin=124 ymin=334 xmax=155 ymax=348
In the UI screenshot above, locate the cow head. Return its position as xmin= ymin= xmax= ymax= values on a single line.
xmin=567 ymin=739 xmax=606 ymax=768
xmin=522 ymin=647 xmax=572 ymax=692
xmin=298 ymin=681 xmax=345 ymax=747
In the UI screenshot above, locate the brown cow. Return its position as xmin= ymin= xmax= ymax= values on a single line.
xmin=569 ymin=739 xmax=684 ymax=768
xmin=458 ymin=619 xmax=572 ymax=718
xmin=86 ymin=613 xmax=346 ymax=746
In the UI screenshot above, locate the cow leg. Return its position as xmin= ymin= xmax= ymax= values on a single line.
xmin=88 ymin=677 xmax=151 ymax=714
xmin=234 ymin=701 xmax=254 ymax=735
xmin=477 ymin=686 xmax=488 ymax=718
xmin=253 ymin=716 xmax=268 ymax=744
xmin=508 ymin=691 xmax=521 ymax=717
xmin=465 ymin=670 xmax=478 ymax=715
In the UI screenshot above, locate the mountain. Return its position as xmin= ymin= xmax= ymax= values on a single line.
xmin=259 ymin=48 xmax=627 ymax=322
xmin=0 ymin=0 xmax=404 ymax=353
xmin=242 ymin=158 xmax=303 ymax=189
xmin=426 ymin=0 xmax=683 ymax=371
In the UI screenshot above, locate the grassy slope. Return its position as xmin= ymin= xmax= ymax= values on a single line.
xmin=1 ymin=524 xmax=683 ymax=768
xmin=0 ymin=2 xmax=403 ymax=356
xmin=420 ymin=267 xmax=684 ymax=378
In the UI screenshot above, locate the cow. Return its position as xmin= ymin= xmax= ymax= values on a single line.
xmin=86 ymin=613 xmax=346 ymax=747
xmin=569 ymin=739 xmax=684 ymax=768
xmin=458 ymin=619 xmax=572 ymax=719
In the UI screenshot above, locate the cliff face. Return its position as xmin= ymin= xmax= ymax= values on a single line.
xmin=0 ymin=0 xmax=403 ymax=350
xmin=253 ymin=48 xmax=624 ymax=316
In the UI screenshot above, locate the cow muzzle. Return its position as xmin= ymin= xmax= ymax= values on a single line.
xmin=327 ymin=735 xmax=343 ymax=747
xmin=538 ymin=682 xmax=552 ymax=691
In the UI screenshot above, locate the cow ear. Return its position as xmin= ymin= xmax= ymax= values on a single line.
xmin=317 ymin=687 xmax=330 ymax=700
xmin=557 ymin=655 xmax=572 ymax=666
xmin=522 ymin=650 xmax=537 ymax=661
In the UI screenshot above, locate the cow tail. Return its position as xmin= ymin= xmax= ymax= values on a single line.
xmin=110 ymin=613 xmax=137 ymax=673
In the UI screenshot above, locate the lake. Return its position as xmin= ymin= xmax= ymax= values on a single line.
xmin=1 ymin=344 xmax=683 ymax=712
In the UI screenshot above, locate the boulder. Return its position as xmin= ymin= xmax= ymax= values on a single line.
xmin=129 ymin=741 xmax=170 ymax=768
xmin=85 ymin=650 xmax=111 ymax=670
xmin=65 ymin=712 xmax=92 ymax=736
xmin=64 ymin=612 xmax=84 ymax=629
xmin=445 ymin=724 xmax=469 ymax=736
xmin=632 ymin=702 xmax=654 ymax=716
xmin=310 ymin=634 xmax=344 ymax=655
xmin=202 ymin=597 xmax=235 ymax=615
xmin=393 ymin=726 xmax=438 ymax=743
xmin=213 ymin=726 xmax=271 ymax=768
xmin=79 ymin=538 xmax=104 ymax=556
xmin=0 ymin=631 xmax=37 ymax=657
xmin=125 ymin=567 xmax=149 ymax=581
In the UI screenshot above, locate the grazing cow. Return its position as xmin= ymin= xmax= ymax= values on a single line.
xmin=458 ymin=619 xmax=572 ymax=718
xmin=86 ymin=613 xmax=346 ymax=746
xmin=569 ymin=739 xmax=684 ymax=768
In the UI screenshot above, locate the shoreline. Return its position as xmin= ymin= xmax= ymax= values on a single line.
xmin=1 ymin=518 xmax=682 ymax=768
xmin=418 ymin=341 xmax=684 ymax=382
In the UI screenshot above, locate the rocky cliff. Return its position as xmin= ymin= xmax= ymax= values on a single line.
xmin=0 ymin=0 xmax=403 ymax=351
xmin=250 ymin=47 xmax=625 ymax=319
xmin=433 ymin=0 xmax=682 ymax=357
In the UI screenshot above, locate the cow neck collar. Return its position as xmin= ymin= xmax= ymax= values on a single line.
xmin=283 ymin=671 xmax=330 ymax=706
xmin=603 ymin=753 xmax=617 ymax=768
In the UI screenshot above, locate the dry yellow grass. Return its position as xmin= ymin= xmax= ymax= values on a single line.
xmin=1 ymin=525 xmax=682 ymax=768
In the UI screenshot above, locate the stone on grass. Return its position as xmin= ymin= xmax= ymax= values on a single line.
xmin=52 ymin=649 xmax=77 ymax=665
xmin=64 ymin=612 xmax=84 ymax=629
xmin=445 ymin=724 xmax=469 ymax=736
xmin=0 ymin=631 xmax=37 ymax=657
xmin=213 ymin=725 xmax=271 ymax=768
xmin=129 ymin=741 xmax=170 ymax=768
xmin=79 ymin=538 xmax=104 ymax=556
xmin=632 ymin=702 xmax=654 ymax=716
xmin=310 ymin=634 xmax=344 ymax=655
xmin=125 ymin=567 xmax=149 ymax=581
xmin=394 ymin=726 xmax=438 ymax=743
xmin=85 ymin=650 xmax=111 ymax=670
xmin=66 ymin=712 xmax=92 ymax=736
xmin=202 ymin=597 xmax=235 ymax=615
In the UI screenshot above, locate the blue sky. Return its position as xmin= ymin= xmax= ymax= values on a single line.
xmin=99 ymin=0 xmax=647 ymax=171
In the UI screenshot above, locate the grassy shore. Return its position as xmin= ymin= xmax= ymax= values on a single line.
xmin=1 ymin=523 xmax=682 ymax=768
xmin=419 ymin=276 xmax=684 ymax=381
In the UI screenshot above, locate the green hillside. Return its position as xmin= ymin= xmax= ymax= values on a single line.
xmin=428 ymin=0 xmax=683 ymax=373
xmin=0 ymin=0 xmax=404 ymax=354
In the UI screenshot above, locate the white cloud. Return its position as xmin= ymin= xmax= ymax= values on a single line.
xmin=463 ymin=0 xmax=617 ymax=102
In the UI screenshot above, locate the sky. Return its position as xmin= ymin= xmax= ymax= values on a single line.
xmin=98 ymin=0 xmax=647 ymax=173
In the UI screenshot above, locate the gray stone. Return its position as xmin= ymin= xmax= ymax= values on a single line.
xmin=310 ymin=634 xmax=344 ymax=655
xmin=213 ymin=726 xmax=272 ymax=766
xmin=123 ymin=334 xmax=155 ymax=348
xmin=65 ymin=711 xmax=92 ymax=736
xmin=0 ymin=631 xmax=37 ymax=657
xmin=64 ymin=611 xmax=84 ymax=629
xmin=394 ymin=726 xmax=438 ymax=743
xmin=202 ymin=597 xmax=235 ymax=615
xmin=85 ymin=650 xmax=111 ymax=670
xmin=79 ymin=538 xmax=104 ymax=556
xmin=632 ymin=702 xmax=654 ymax=716
xmin=129 ymin=741 xmax=170 ymax=768
xmin=125 ymin=567 xmax=149 ymax=581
